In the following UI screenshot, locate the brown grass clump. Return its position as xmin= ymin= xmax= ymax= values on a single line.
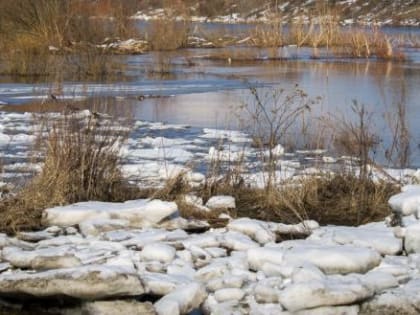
xmin=198 ymin=173 xmax=397 ymax=226
xmin=0 ymin=112 xmax=136 ymax=233
xmin=268 ymin=174 xmax=397 ymax=226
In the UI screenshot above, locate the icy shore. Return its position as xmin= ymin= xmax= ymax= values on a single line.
xmin=0 ymin=186 xmax=420 ymax=314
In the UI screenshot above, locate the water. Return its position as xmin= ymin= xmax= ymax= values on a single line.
xmin=1 ymin=26 xmax=420 ymax=166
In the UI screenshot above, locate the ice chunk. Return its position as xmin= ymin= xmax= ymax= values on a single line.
xmin=228 ymin=218 xmax=276 ymax=244
xmin=80 ymin=300 xmax=155 ymax=315
xmin=195 ymin=262 xmax=230 ymax=282
xmin=207 ymin=275 xmax=244 ymax=292
xmin=356 ymin=271 xmax=399 ymax=293
xmin=279 ymin=241 xmax=382 ymax=274
xmin=279 ymin=276 xmax=373 ymax=311
xmin=293 ymin=305 xmax=359 ymax=315
xmin=360 ymin=279 xmax=420 ymax=315
xmin=0 ymin=265 xmax=144 ymax=299
xmin=17 ymin=229 xmax=60 ymax=242
xmin=404 ymin=223 xmax=420 ymax=253
xmin=272 ymin=220 xmax=319 ymax=235
xmin=79 ymin=219 xmax=130 ymax=237
xmin=0 ymin=263 xmax=11 ymax=273
xmin=142 ymin=272 xmax=191 ymax=296
xmin=315 ymin=223 xmax=403 ymax=256
xmin=154 ymin=283 xmax=206 ymax=315
xmin=214 ymin=288 xmax=245 ymax=302
xmin=254 ymin=284 xmax=280 ymax=303
xmin=206 ymin=195 xmax=236 ymax=209
xmin=388 ymin=185 xmax=420 ymax=216
xmin=247 ymin=247 xmax=284 ymax=271
xmin=2 ymin=246 xmax=81 ymax=270
xmin=220 ymin=231 xmax=260 ymax=251
xmin=182 ymin=234 xmax=220 ymax=249
xmin=141 ymin=243 xmax=176 ymax=263
xmin=43 ymin=199 xmax=178 ymax=227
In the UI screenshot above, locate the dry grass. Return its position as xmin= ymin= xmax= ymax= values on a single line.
xmin=0 ymin=36 xmax=59 ymax=76
xmin=163 ymin=172 xmax=397 ymax=227
xmin=0 ymin=112 xmax=137 ymax=233
xmin=0 ymin=0 xmax=138 ymax=77
xmin=147 ymin=19 xmax=190 ymax=51
xmin=231 ymin=174 xmax=397 ymax=226
xmin=331 ymin=28 xmax=406 ymax=60
xmin=0 ymin=0 xmax=138 ymax=46
xmin=249 ymin=23 xmax=284 ymax=48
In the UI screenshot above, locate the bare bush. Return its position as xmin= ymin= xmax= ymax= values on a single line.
xmin=237 ymin=85 xmax=318 ymax=188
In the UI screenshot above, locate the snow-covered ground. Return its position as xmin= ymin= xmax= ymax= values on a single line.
xmin=131 ymin=0 xmax=420 ymax=27
xmin=0 ymin=186 xmax=420 ymax=314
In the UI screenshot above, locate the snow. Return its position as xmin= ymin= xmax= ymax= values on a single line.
xmin=208 ymin=146 xmax=246 ymax=162
xmin=200 ymin=128 xmax=251 ymax=143
xmin=127 ymin=147 xmax=194 ymax=162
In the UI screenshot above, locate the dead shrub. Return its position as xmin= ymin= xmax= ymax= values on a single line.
xmin=237 ymin=85 xmax=319 ymax=190
xmin=327 ymin=102 xmax=380 ymax=180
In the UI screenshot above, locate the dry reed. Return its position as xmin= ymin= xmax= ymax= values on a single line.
xmin=0 ymin=111 xmax=136 ymax=233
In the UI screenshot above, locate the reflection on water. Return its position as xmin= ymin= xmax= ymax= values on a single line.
xmin=0 ymin=42 xmax=419 ymax=165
